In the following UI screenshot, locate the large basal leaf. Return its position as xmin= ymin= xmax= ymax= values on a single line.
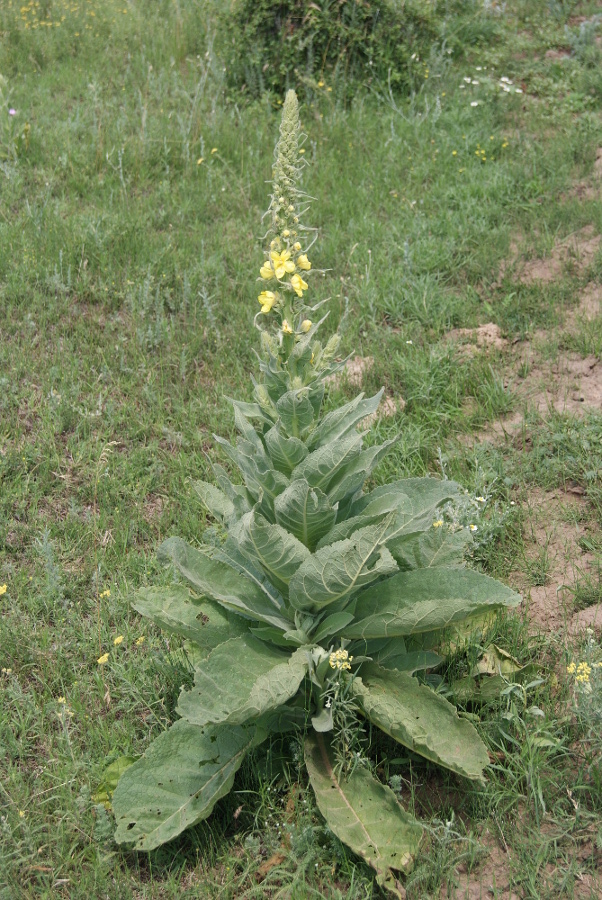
xmin=351 ymin=664 xmax=490 ymax=781
xmin=352 ymin=477 xmax=461 ymax=518
xmin=305 ymin=732 xmax=422 ymax=894
xmin=273 ymin=479 xmax=337 ymax=550
xmin=158 ymin=537 xmax=291 ymax=630
xmin=349 ymin=637 xmax=443 ymax=674
xmin=113 ymin=719 xmax=263 ymax=850
xmin=393 ymin=526 xmax=471 ymax=571
xmin=288 ymin=520 xmax=399 ymax=612
xmin=344 ymin=568 xmax=521 ymax=639
xmin=292 ymin=432 xmax=363 ymax=493
xmin=306 ymin=390 xmax=384 ymax=451
xmin=193 ymin=481 xmax=235 ymax=524
xmin=233 ymin=511 xmax=310 ymax=595
xmin=264 ymin=425 xmax=308 ymax=475
xmin=276 ymin=389 xmax=315 ymax=437
xmin=132 ymin=586 xmax=249 ymax=655
xmin=177 ymin=634 xmax=309 ymax=727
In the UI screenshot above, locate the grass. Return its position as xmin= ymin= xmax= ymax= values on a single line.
xmin=1 ymin=0 xmax=602 ymax=896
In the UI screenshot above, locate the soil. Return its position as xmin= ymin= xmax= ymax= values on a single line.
xmin=498 ymin=225 xmax=602 ymax=285
xmin=447 ymin=323 xmax=507 ymax=355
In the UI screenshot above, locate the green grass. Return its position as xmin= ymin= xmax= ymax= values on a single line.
xmin=2 ymin=0 xmax=602 ymax=896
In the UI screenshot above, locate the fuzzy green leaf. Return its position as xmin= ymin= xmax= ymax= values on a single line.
xmin=132 ymin=586 xmax=249 ymax=654
xmin=177 ymin=635 xmax=309 ymax=727
xmin=158 ymin=537 xmax=291 ymax=630
xmin=311 ymin=612 xmax=356 ymax=643
xmin=350 ymin=638 xmax=443 ymax=674
xmin=288 ymin=520 xmax=399 ymax=612
xmin=113 ymin=719 xmax=263 ymax=850
xmin=306 ymin=390 xmax=384 ymax=450
xmin=273 ymin=479 xmax=337 ymax=550
xmin=328 ymin=439 xmax=396 ymax=505
xmin=276 ymin=390 xmax=315 ymax=437
xmin=351 ymin=664 xmax=490 ymax=780
xmin=232 ymin=511 xmax=310 ymax=595
xmin=193 ymin=481 xmax=235 ymax=523
xmin=344 ymin=568 xmax=521 ymax=639
xmin=393 ymin=526 xmax=471 ymax=571
xmin=264 ymin=425 xmax=308 ymax=474
xmin=305 ymin=732 xmax=422 ymax=893
xmin=292 ymin=432 xmax=363 ymax=493
xmin=316 ymin=492 xmax=410 ymax=549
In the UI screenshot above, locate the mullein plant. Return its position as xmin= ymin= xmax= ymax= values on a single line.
xmin=113 ymin=91 xmax=520 ymax=896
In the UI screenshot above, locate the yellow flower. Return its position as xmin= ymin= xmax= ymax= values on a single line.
xmin=19 ymin=810 xmax=25 ymax=818
xmin=97 ymin=653 xmax=109 ymax=665
xmin=1 ymin=668 xmax=13 ymax=675
xmin=469 ymin=524 xmax=478 ymax=532
xmin=301 ymin=320 xmax=312 ymax=333
xmin=329 ymin=649 xmax=353 ymax=671
xmin=0 ymin=584 xmax=7 ymax=596
xmin=99 ymin=589 xmax=111 ymax=598
xmin=282 ymin=229 xmax=290 ymax=238
xmin=296 ymin=254 xmax=311 ymax=271
xmin=270 ymin=249 xmax=296 ymax=279
xmin=135 ymin=636 xmax=145 ymax=646
xmin=567 ymin=662 xmax=576 ymax=674
xmin=282 ymin=320 xmax=293 ymax=335
xmin=196 ymin=157 xmax=204 ymax=165
xmin=432 ymin=520 xmax=443 ymax=528
xmin=260 ymin=262 xmax=275 ymax=280
xmin=113 ymin=635 xmax=124 ymax=646
xmin=211 ymin=148 xmax=217 ymax=154
xmin=258 ymin=291 xmax=277 ymax=314
xmin=57 ymin=696 xmax=66 ymax=704
xmin=290 ymin=273 xmax=308 ymax=297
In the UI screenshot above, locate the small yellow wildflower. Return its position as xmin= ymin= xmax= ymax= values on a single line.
xmin=258 ymin=291 xmax=277 ymax=314
xmin=211 ymin=148 xmax=217 ymax=154
xmin=197 ymin=157 xmax=204 ymax=165
xmin=290 ymin=273 xmax=308 ymax=297
xmin=0 ymin=584 xmax=7 ymax=596
xmin=301 ymin=320 xmax=312 ymax=333
xmin=260 ymin=262 xmax=275 ymax=280
xmin=296 ymin=254 xmax=311 ymax=271
xmin=270 ymin=250 xmax=296 ymax=279
xmin=1 ymin=668 xmax=12 ymax=675
xmin=329 ymin=649 xmax=353 ymax=671
xmin=19 ymin=810 xmax=25 ymax=818
xmin=432 ymin=520 xmax=444 ymax=528
xmin=452 ymin=150 xmax=457 ymax=156
xmin=567 ymin=662 xmax=576 ymax=674
xmin=113 ymin=635 xmax=124 ymax=646
xmin=135 ymin=636 xmax=145 ymax=646
xmin=318 ymin=80 xmax=325 ymax=88
xmin=57 ymin=696 xmax=66 ymax=704
xmin=97 ymin=653 xmax=109 ymax=665
xmin=469 ymin=524 xmax=478 ymax=532
xmin=99 ymin=589 xmax=111 ymax=599
xmin=281 ymin=320 xmax=293 ymax=335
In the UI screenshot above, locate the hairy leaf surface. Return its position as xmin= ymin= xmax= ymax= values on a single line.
xmin=132 ymin=586 xmax=249 ymax=654
xmin=306 ymin=390 xmax=384 ymax=450
xmin=305 ymin=732 xmax=422 ymax=893
xmin=393 ymin=526 xmax=471 ymax=571
xmin=113 ymin=719 xmax=263 ymax=850
xmin=352 ymin=664 xmax=490 ymax=780
xmin=177 ymin=635 xmax=309 ymax=727
xmin=273 ymin=479 xmax=337 ymax=549
xmin=264 ymin=426 xmax=308 ymax=474
xmin=292 ymin=432 xmax=363 ymax=493
xmin=288 ymin=520 xmax=399 ymax=612
xmin=158 ymin=537 xmax=291 ymax=629
xmin=276 ymin=390 xmax=315 ymax=436
xmin=234 ymin=511 xmax=310 ymax=595
xmin=193 ymin=481 xmax=235 ymax=524
xmin=344 ymin=568 xmax=521 ymax=638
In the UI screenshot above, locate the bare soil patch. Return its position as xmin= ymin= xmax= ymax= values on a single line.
xmin=447 ymin=323 xmax=507 ymax=356
xmin=498 ymin=226 xmax=601 ymax=285
xmin=441 ymin=830 xmax=518 ymax=900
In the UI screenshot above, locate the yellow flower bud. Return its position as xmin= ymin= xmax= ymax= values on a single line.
xmin=293 ymin=242 xmax=301 ymax=251
xmin=290 ymin=273 xmax=308 ymax=296
xmin=282 ymin=319 xmax=293 ymax=335
xmin=283 ymin=229 xmax=290 ymax=238
xmin=301 ymin=319 xmax=312 ymax=332
xmin=297 ymin=254 xmax=311 ymax=271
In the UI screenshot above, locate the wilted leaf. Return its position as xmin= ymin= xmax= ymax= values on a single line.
xmin=113 ymin=720 xmax=263 ymax=850
xmin=177 ymin=635 xmax=309 ymax=727
xmin=352 ymin=664 xmax=490 ymax=780
xmin=305 ymin=732 xmax=422 ymax=895
xmin=344 ymin=568 xmax=521 ymax=639
xmin=93 ymin=756 xmax=138 ymax=808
